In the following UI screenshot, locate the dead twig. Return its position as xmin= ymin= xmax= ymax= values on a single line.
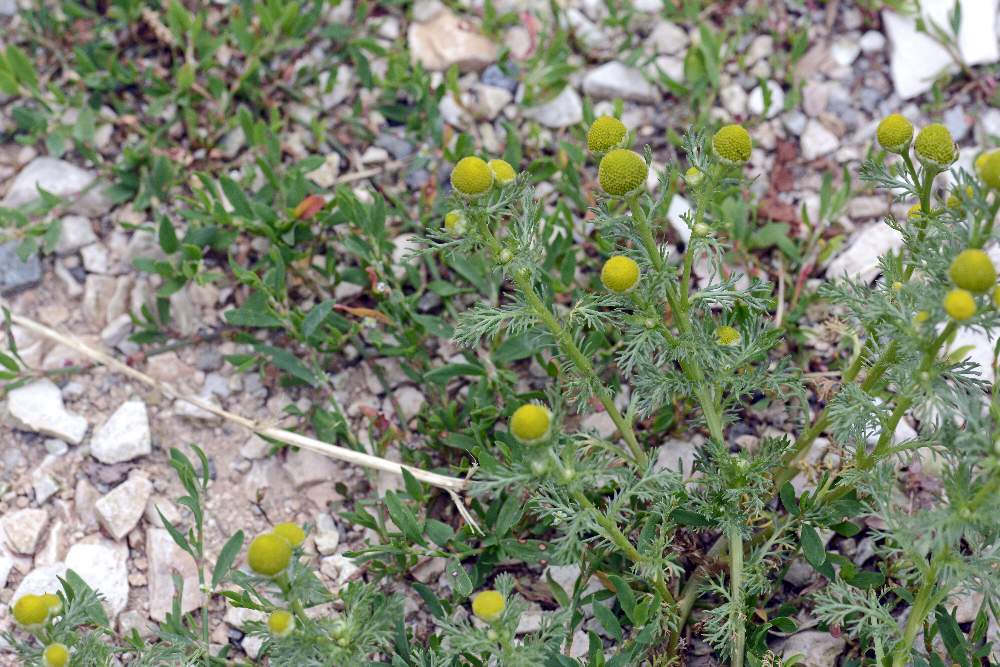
xmin=8 ymin=311 xmax=481 ymax=533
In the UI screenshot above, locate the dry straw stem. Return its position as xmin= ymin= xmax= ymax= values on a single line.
xmin=8 ymin=312 xmax=480 ymax=531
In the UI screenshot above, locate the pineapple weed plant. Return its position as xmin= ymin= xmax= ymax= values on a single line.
xmin=7 ymin=112 xmax=1000 ymax=666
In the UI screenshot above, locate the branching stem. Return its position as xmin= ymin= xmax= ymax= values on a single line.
xmin=514 ymin=270 xmax=647 ymax=467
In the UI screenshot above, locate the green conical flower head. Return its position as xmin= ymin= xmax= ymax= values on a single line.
xmin=598 ymin=149 xmax=647 ymax=197
xmin=980 ymin=150 xmax=1000 ymax=191
xmin=712 ymin=124 xmax=752 ymax=165
xmin=876 ymin=114 xmax=913 ymax=153
xmin=450 ymin=156 xmax=493 ymax=197
xmin=913 ymin=124 xmax=955 ymax=170
xmin=949 ymin=249 xmax=996 ymax=293
xmin=587 ymin=116 xmax=627 ymax=154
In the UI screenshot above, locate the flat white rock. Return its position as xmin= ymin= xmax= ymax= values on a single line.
xmin=7 ymin=379 xmax=89 ymax=445
xmin=147 ymin=527 xmax=202 ymax=621
xmin=801 ymin=119 xmax=839 ymax=160
xmin=2 ymin=508 xmax=49 ymax=554
xmin=825 ymin=222 xmax=903 ymax=283
xmin=65 ymin=540 xmax=129 ymax=617
xmin=2 ymin=157 xmax=112 ymax=216
xmin=780 ymin=631 xmax=846 ymax=666
xmin=95 ymin=475 xmax=153 ymax=541
xmin=522 ymin=86 xmax=584 ymax=129
xmin=12 ymin=563 xmax=68 ymax=603
xmin=90 ymin=399 xmax=152 ymax=464
xmin=883 ymin=0 xmax=999 ymax=100
xmin=583 ymin=62 xmax=659 ymax=104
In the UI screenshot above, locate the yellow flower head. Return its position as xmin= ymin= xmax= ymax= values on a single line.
xmin=488 ymin=159 xmax=517 ymax=186
xmin=471 ymin=590 xmax=505 ymax=622
xmin=41 ymin=593 xmax=62 ymax=617
xmin=946 ymin=185 xmax=974 ymax=209
xmin=980 ymin=150 xmax=1000 ymax=191
xmin=907 ymin=203 xmax=923 ymax=218
xmin=715 ymin=325 xmax=741 ymax=346
xmin=42 ymin=643 xmax=69 ymax=667
xmin=12 ymin=594 xmax=48 ymax=627
xmin=598 ymin=149 xmax=648 ymax=197
xmin=876 ymin=114 xmax=914 ymax=153
xmin=587 ymin=116 xmax=628 ymax=154
xmin=272 ymin=522 xmax=306 ymax=548
xmin=267 ymin=609 xmax=296 ymax=638
xmin=993 ymin=286 xmax=1000 ymax=309
xmin=450 ymin=156 xmax=494 ymax=197
xmin=247 ymin=533 xmax=293 ymax=577
xmin=913 ymin=124 xmax=956 ymax=170
xmin=943 ymin=288 xmax=976 ymax=321
xmin=600 ymin=255 xmax=640 ymax=293
xmin=712 ymin=124 xmax=752 ymax=165
xmin=684 ymin=166 xmax=704 ymax=187
xmin=509 ymin=403 xmax=552 ymax=444
xmin=949 ymin=249 xmax=996 ymax=293
xmin=444 ymin=210 xmax=467 ymax=236
xmin=914 ymin=310 xmax=930 ymax=324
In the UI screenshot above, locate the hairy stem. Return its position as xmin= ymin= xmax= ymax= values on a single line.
xmin=515 ymin=270 xmax=647 ymax=467
xmin=892 ymin=556 xmax=939 ymax=667
xmin=728 ymin=527 xmax=746 ymax=667
xmin=572 ymin=488 xmax=674 ymax=605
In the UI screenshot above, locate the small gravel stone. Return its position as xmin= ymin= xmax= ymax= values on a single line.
xmin=830 ymin=37 xmax=860 ymax=67
xmin=394 ymin=385 xmax=426 ymax=421
xmin=95 ymin=475 xmax=153 ymax=540
xmin=1 ymin=157 xmax=112 ymax=215
xmin=314 ymin=513 xmax=341 ymax=555
xmin=2 ymin=508 xmax=49 ymax=554
xmin=859 ymin=30 xmax=886 ymax=53
xmin=7 ymin=379 xmax=89 ymax=444
xmin=65 ymin=540 xmax=130 ymax=617
xmin=408 ymin=7 xmax=497 ymax=72
xmin=719 ymin=83 xmax=748 ymax=117
xmin=646 ymin=21 xmax=688 ymax=55
xmin=747 ymin=81 xmax=784 ymax=118
xmin=583 ymin=62 xmax=658 ymax=103
xmin=147 ymin=527 xmax=202 ymax=621
xmin=55 ymin=215 xmax=98 ymax=255
xmin=90 ymin=400 xmax=152 ymax=464
xmin=779 ymin=632 xmax=845 ymax=667
xmin=522 ymin=86 xmax=583 ymax=128
xmin=943 ymin=105 xmax=971 ymax=142
xmin=0 ymin=241 xmax=42 ymax=294
xmin=800 ymin=119 xmax=839 ymax=160
xmin=481 ymin=64 xmax=519 ymax=93
xmin=283 ymin=448 xmax=340 ymax=488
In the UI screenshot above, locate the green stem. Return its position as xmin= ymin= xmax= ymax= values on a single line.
xmin=862 ymin=323 xmax=955 ymax=469
xmin=729 ymin=527 xmax=746 ymax=667
xmin=892 ymin=557 xmax=939 ymax=667
xmin=629 ymin=198 xmax=664 ymax=274
xmin=515 ymin=270 xmax=647 ymax=467
xmin=571 ymin=488 xmax=674 ymax=605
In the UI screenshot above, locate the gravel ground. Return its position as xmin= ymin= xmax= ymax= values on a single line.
xmin=1 ymin=0 xmax=1000 ymax=664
